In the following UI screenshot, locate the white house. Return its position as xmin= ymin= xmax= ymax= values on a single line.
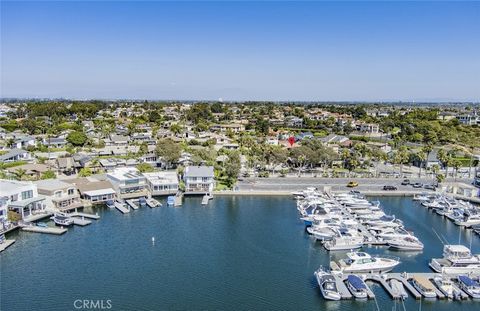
xmin=0 ymin=149 xmax=32 ymax=163
xmin=143 ymin=171 xmax=179 ymax=196
xmin=0 ymin=180 xmax=47 ymax=224
xmin=66 ymin=178 xmax=116 ymax=205
xmin=107 ymin=167 xmax=148 ymax=199
xmin=183 ymin=166 xmax=215 ymax=194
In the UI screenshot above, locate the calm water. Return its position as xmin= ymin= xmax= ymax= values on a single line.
xmin=1 ymin=196 xmax=479 ymax=311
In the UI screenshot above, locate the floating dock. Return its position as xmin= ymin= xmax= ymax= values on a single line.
xmin=0 ymin=239 xmax=16 ymax=253
xmin=114 ymin=201 xmax=130 ymax=214
xmin=174 ymin=192 xmax=183 ymax=207
xmin=201 ymin=193 xmax=213 ymax=205
xmin=67 ymin=212 xmax=100 ymax=220
xmin=146 ymin=198 xmax=161 ymax=208
xmin=330 ymin=272 xmax=475 ymax=300
xmin=71 ymin=217 xmax=92 ymax=226
xmin=21 ymin=225 xmax=67 ymax=235
xmin=126 ymin=199 xmax=139 ymax=210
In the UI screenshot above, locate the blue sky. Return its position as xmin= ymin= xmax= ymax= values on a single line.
xmin=1 ymin=1 xmax=479 ymax=101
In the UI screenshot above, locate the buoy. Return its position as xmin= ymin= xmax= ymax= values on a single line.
xmin=152 ymin=236 xmax=155 ymax=244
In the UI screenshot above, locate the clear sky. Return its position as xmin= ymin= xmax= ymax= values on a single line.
xmin=1 ymin=1 xmax=479 ymax=102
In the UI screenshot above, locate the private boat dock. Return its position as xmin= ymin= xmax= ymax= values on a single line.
xmin=21 ymin=224 xmax=68 ymax=235
xmin=115 ymin=201 xmax=130 ymax=214
xmin=331 ymin=272 xmax=477 ymax=300
xmin=0 ymin=239 xmax=16 ymax=253
xmin=126 ymin=199 xmax=140 ymax=210
xmin=202 ymin=193 xmax=213 ymax=205
xmin=146 ymin=197 xmax=161 ymax=208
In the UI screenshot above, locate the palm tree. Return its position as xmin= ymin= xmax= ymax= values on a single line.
xmin=412 ymin=151 xmax=426 ymax=178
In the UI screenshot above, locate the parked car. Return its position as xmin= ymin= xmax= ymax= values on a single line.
xmin=412 ymin=182 xmax=423 ymax=188
xmin=383 ymin=185 xmax=398 ymax=191
xmin=424 ymin=184 xmax=436 ymax=190
xmin=347 ymin=181 xmax=359 ymax=188
xmin=401 ymin=179 xmax=410 ymax=186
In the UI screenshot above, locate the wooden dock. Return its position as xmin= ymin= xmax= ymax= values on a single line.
xmin=0 ymin=239 xmax=16 ymax=253
xmin=21 ymin=225 xmax=67 ymax=235
xmin=201 ymin=193 xmax=213 ymax=205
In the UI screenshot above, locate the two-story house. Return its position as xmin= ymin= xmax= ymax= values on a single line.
xmin=34 ymin=179 xmax=83 ymax=211
xmin=0 ymin=180 xmax=47 ymax=223
xmin=183 ymin=166 xmax=215 ymax=194
xmin=144 ymin=171 xmax=179 ymax=196
xmin=107 ymin=167 xmax=148 ymax=199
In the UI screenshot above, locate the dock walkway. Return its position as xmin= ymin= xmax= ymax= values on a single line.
xmin=21 ymin=225 xmax=67 ymax=235
xmin=67 ymin=212 xmax=100 ymax=220
xmin=126 ymin=199 xmax=139 ymax=210
xmin=114 ymin=202 xmax=130 ymax=214
xmin=0 ymin=239 xmax=15 ymax=253
xmin=71 ymin=217 xmax=92 ymax=226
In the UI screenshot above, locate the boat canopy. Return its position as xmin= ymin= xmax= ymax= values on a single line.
xmin=459 ymin=275 xmax=479 ymax=287
xmin=347 ymin=275 xmax=367 ymax=290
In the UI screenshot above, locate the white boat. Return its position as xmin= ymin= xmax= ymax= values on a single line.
xmin=50 ymin=212 xmax=74 ymax=227
xmin=432 ymin=276 xmax=462 ymax=300
xmin=454 ymin=212 xmax=480 ymax=227
xmin=323 ymin=230 xmax=364 ymax=251
xmin=314 ymin=267 xmax=342 ymax=301
xmin=106 ymin=199 xmax=115 ymax=208
xmin=346 ymin=275 xmax=368 ymax=299
xmin=332 ymin=252 xmax=400 ymax=273
xmin=457 ymin=275 xmax=480 ymax=299
xmin=429 ymin=245 xmax=480 ymax=274
xmin=389 ymin=279 xmax=408 ymax=300
xmin=413 ymin=193 xmax=432 ymax=201
xmin=411 ymin=276 xmax=437 ymax=298
xmin=388 ymin=236 xmax=424 ymax=251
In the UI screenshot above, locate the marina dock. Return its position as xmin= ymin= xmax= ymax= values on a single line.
xmin=330 ymin=272 xmax=478 ymax=300
xmin=21 ymin=225 xmax=68 ymax=235
xmin=71 ymin=217 xmax=92 ymax=226
xmin=126 ymin=199 xmax=139 ymax=210
xmin=201 ymin=193 xmax=213 ymax=205
xmin=146 ymin=197 xmax=161 ymax=208
xmin=67 ymin=212 xmax=100 ymax=220
xmin=114 ymin=201 xmax=130 ymax=214
xmin=0 ymin=239 xmax=16 ymax=253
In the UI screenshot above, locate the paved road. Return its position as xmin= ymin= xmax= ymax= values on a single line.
xmin=236 ymin=177 xmax=472 ymax=193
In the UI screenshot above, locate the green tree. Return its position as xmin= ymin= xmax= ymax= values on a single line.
xmin=41 ymin=170 xmax=56 ymax=179
xmin=155 ymin=139 xmax=182 ymax=168
xmin=66 ymin=131 xmax=88 ymax=146
xmin=78 ymin=167 xmax=92 ymax=177
xmin=136 ymin=162 xmax=155 ymax=173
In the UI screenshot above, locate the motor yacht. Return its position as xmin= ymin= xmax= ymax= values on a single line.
xmin=432 ymin=276 xmax=462 ymax=300
xmin=323 ymin=229 xmax=364 ymax=251
xmin=50 ymin=212 xmax=74 ymax=227
xmin=411 ymin=276 xmax=437 ymax=298
xmin=429 ymin=245 xmax=480 ymax=274
xmin=388 ymin=236 xmax=424 ymax=251
xmin=331 ymin=252 xmax=400 ymax=273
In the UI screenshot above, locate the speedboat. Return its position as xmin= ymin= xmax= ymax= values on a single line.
xmin=314 ymin=267 xmax=342 ymax=301
xmin=106 ymin=199 xmax=115 ymax=208
xmin=413 ymin=193 xmax=432 ymax=202
xmin=457 ymin=275 xmax=480 ymax=299
xmin=50 ymin=212 xmax=74 ymax=227
xmin=432 ymin=276 xmax=462 ymax=300
xmin=323 ymin=229 xmax=364 ymax=251
xmin=332 ymin=252 xmax=400 ymax=273
xmin=36 ymin=222 xmax=48 ymax=228
xmin=346 ymin=275 xmax=368 ymax=299
xmin=411 ymin=276 xmax=437 ymax=298
xmin=429 ymin=245 xmax=480 ymax=274
xmin=388 ymin=236 xmax=424 ymax=251
xmin=454 ymin=211 xmax=480 ymax=227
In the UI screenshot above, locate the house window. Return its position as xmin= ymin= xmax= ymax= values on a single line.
xmin=21 ymin=190 xmax=33 ymax=200
xmin=67 ymin=188 xmax=75 ymax=195
xmin=54 ymin=191 xmax=62 ymax=198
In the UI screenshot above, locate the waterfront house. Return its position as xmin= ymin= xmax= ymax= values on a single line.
xmin=34 ymin=179 xmax=83 ymax=211
xmin=65 ymin=177 xmax=115 ymax=204
xmin=183 ymin=166 xmax=215 ymax=194
xmin=0 ymin=149 xmax=32 ymax=163
xmin=107 ymin=167 xmax=148 ymax=199
xmin=0 ymin=179 xmax=47 ymax=222
xmin=143 ymin=171 xmax=179 ymax=196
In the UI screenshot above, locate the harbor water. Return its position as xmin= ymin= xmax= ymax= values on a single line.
xmin=1 ymin=196 xmax=479 ymax=310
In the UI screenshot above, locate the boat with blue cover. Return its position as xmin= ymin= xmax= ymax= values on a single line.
xmin=346 ymin=275 xmax=368 ymax=299
xmin=458 ymin=275 xmax=480 ymax=299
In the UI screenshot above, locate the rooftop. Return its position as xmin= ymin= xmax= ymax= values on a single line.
xmin=143 ymin=171 xmax=179 ymax=185
xmin=184 ymin=166 xmax=214 ymax=178
xmin=34 ymin=179 xmax=72 ymax=191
